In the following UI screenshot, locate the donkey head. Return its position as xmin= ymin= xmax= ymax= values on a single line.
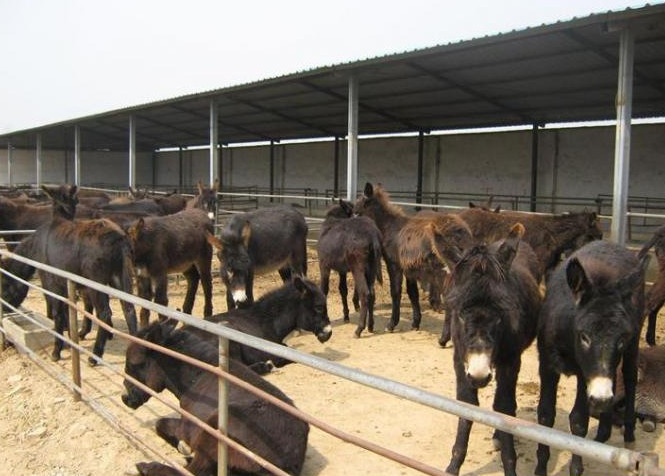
xmin=207 ymin=222 xmax=252 ymax=305
xmin=121 ymin=322 xmax=175 ymax=409
xmin=565 ymin=252 xmax=648 ymax=412
xmin=194 ymin=179 xmax=219 ymax=219
xmin=291 ymin=276 xmax=332 ymax=343
xmin=42 ymin=184 xmax=78 ymax=219
xmin=325 ymin=199 xmax=354 ymax=220
xmin=447 ymin=223 xmax=525 ymax=388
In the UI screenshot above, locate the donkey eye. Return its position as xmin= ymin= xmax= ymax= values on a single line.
xmin=579 ymin=332 xmax=591 ymax=348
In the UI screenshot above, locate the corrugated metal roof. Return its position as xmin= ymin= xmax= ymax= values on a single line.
xmin=2 ymin=3 xmax=665 ymax=151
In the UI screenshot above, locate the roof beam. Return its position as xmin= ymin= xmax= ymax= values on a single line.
xmin=406 ymin=61 xmax=536 ymax=123
xmin=299 ymin=80 xmax=424 ymax=131
xmin=135 ymin=113 xmax=209 ymax=142
xmin=93 ymin=119 xmax=175 ymax=148
xmin=169 ymin=104 xmax=275 ymax=142
xmin=562 ymin=30 xmax=665 ymax=97
xmin=224 ymin=95 xmax=337 ymax=137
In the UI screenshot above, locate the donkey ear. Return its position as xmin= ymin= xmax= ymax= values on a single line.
xmin=241 ymin=221 xmax=251 ymax=247
xmin=497 ymin=223 xmax=524 ymax=270
xmin=197 ymin=180 xmax=204 ymax=195
xmin=618 ymin=253 xmax=650 ymax=301
xmin=566 ymin=257 xmax=593 ymax=307
xmin=41 ymin=185 xmax=54 ymax=200
xmin=493 ymin=205 xmax=501 ymax=213
xmin=293 ymin=275 xmax=307 ymax=295
xmin=468 ymin=202 xmax=476 ymax=208
xmin=205 ymin=231 xmax=223 ymax=250
xmin=69 ymin=185 xmax=78 ymax=197
xmin=213 ymin=178 xmax=220 ymax=193
xmin=588 ymin=212 xmax=598 ymax=227
xmin=144 ymin=322 xmax=165 ymax=344
xmin=364 ymin=182 xmax=374 ymax=197
xmin=340 ymin=200 xmax=353 ymax=217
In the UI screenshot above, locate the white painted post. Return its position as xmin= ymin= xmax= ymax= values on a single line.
xmin=36 ymin=133 xmax=42 ymax=186
xmin=129 ymin=115 xmax=136 ymax=188
xmin=346 ymin=75 xmax=359 ymax=202
xmin=210 ymin=99 xmax=219 ymax=187
xmin=611 ymin=28 xmax=634 ymax=246
xmin=74 ymin=125 xmax=81 ymax=186
xmin=6 ymin=143 xmax=12 ymax=186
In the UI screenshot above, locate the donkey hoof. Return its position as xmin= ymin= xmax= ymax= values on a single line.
xmin=367 ymin=326 xmax=374 ymax=333
xmin=343 ymin=317 xmax=350 ymax=323
xmin=78 ymin=331 xmax=88 ymax=340
xmin=87 ymin=356 xmax=99 ymax=367
xmin=642 ymin=420 xmax=656 ymax=432
xmin=354 ymin=328 xmax=362 ymax=338
xmin=411 ymin=325 xmax=420 ymax=331
xmin=177 ymin=440 xmax=193 ymax=456
xmin=50 ymin=353 xmax=61 ymax=362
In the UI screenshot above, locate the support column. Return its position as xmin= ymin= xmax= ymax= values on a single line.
xmin=416 ymin=131 xmax=424 ymax=206
xmin=209 ymin=99 xmax=219 ymax=188
xmin=333 ymin=137 xmax=340 ymax=198
xmin=74 ymin=125 xmax=81 ymax=186
xmin=128 ymin=115 xmax=137 ymax=188
xmin=611 ymin=28 xmax=635 ymax=245
xmin=530 ymin=124 xmax=539 ymax=212
xmin=178 ymin=146 xmax=184 ymax=190
xmin=7 ymin=143 xmax=12 ymax=186
xmin=346 ymin=76 xmax=359 ymax=202
xmin=269 ymin=140 xmax=275 ymax=202
xmin=36 ymin=133 xmax=42 ymax=186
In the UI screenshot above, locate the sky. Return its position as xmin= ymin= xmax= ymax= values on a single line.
xmin=0 ymin=0 xmax=654 ymax=135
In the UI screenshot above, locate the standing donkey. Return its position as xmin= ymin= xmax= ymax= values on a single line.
xmin=536 ymin=240 xmax=648 ymax=476
xmin=444 ymin=224 xmax=541 ymax=476
xmin=637 ymin=224 xmax=665 ymax=345
xmin=207 ymin=205 xmax=308 ymax=310
xmin=317 ymin=199 xmax=383 ymax=337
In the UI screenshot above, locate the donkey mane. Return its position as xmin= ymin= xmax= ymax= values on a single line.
xmin=372 ymin=185 xmax=406 ymax=217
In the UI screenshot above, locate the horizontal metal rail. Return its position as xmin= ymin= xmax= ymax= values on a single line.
xmin=0 ymin=249 xmax=662 ymax=476
xmin=0 ymin=229 xmax=37 ymax=235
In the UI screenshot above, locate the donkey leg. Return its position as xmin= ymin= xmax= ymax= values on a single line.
xmin=338 ymin=272 xmax=350 ymax=322
xmin=646 ymin=303 xmax=662 ymax=346
xmin=536 ymin=357 xmax=560 ymax=476
xmin=367 ymin=270 xmax=376 ymax=333
xmin=153 ymin=275 xmax=169 ymax=321
xmin=50 ymin=299 xmax=66 ymax=362
xmin=89 ymin=293 xmax=113 ymax=366
xmin=351 ymin=266 xmax=370 ymax=338
xmin=225 ymin=286 xmax=236 ymax=311
xmin=78 ymin=294 xmax=94 ymax=340
xmin=493 ymin=360 xmax=520 ymax=476
xmin=619 ymin=339 xmax=639 ymax=448
xmin=245 ymin=270 xmax=255 ymax=306
xmin=439 ymin=311 xmax=452 ymax=347
xmin=137 ymin=276 xmax=153 ymax=328
xmin=405 ymin=277 xmax=422 ymax=330
xmin=385 ymin=260 xmax=402 ymax=332
xmin=197 ymin=258 xmax=213 ymax=317
xmin=447 ymin=353 xmax=479 ymax=475
xmin=181 ymin=266 xmax=200 ymax=315
xmin=569 ymin=377 xmax=590 ymax=476
xmin=278 ymin=266 xmax=292 ymax=283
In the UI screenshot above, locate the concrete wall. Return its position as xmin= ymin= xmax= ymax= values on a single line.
xmin=1 ymin=123 xmax=664 ymax=210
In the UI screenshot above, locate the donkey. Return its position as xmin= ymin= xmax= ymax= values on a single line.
xmin=536 ymin=240 xmax=648 ymax=476
xmin=1 ymin=185 xmax=137 ymax=364
xmin=444 ymin=224 xmax=541 ymax=476
xmin=458 ymin=207 xmax=602 ymax=275
xmin=354 ymin=183 xmax=472 ymax=332
xmin=207 ymin=205 xmax=307 ymax=310
xmin=186 ymin=179 xmax=219 ymax=220
xmin=317 ymin=199 xmax=383 ymax=337
xmin=637 ymin=225 xmax=665 ymax=345
xmin=0 ymin=196 xmax=52 ymax=250
xmin=122 ymin=321 xmax=309 ymax=476
xmin=203 ymin=276 xmax=332 ymax=374
xmin=126 ymin=208 xmax=214 ymax=327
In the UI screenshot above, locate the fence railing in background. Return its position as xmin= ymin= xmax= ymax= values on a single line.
xmin=0 ymin=249 xmax=664 ymax=476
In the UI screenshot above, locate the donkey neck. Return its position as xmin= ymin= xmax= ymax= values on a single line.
xmin=253 ymin=287 xmax=301 ymax=341
xmin=0 ymin=199 xmax=18 ymax=228
xmin=368 ymin=203 xmax=407 ymax=236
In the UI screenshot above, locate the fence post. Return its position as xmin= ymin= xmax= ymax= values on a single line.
xmin=218 ymin=335 xmax=229 ymax=476
xmin=0 ymin=267 xmax=6 ymax=350
xmin=66 ymin=280 xmax=82 ymax=401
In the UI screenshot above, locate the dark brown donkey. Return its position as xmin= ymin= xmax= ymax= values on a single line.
xmin=126 ymin=208 xmax=214 ymax=326
xmin=122 ymin=321 xmax=309 ymax=476
xmin=207 ymin=205 xmax=307 ymax=310
xmin=186 ymin=179 xmax=219 ymax=220
xmin=458 ymin=207 xmax=602 ymax=275
xmin=354 ymin=183 xmax=472 ymax=332
xmin=444 ymin=224 xmax=541 ymax=476
xmin=317 ymin=199 xmax=383 ymax=337
xmin=637 ymin=224 xmax=665 ymax=345
xmin=1 ymin=185 xmax=138 ymax=364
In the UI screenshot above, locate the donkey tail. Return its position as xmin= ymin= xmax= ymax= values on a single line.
xmin=370 ymin=234 xmax=383 ymax=286
xmin=2 ymin=233 xmax=40 ymax=310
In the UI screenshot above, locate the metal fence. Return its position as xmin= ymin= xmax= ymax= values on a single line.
xmin=0 ymin=248 xmax=664 ymax=476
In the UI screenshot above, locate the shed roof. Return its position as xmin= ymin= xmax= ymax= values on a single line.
xmin=2 ymin=3 xmax=665 ymax=151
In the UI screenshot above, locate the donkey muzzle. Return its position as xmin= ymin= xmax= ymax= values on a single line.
xmin=232 ymin=289 xmax=248 ymax=304
xmin=121 ymin=390 xmax=143 ymax=409
xmin=317 ymin=324 xmax=332 ymax=343
xmin=587 ymin=376 xmax=614 ymax=412
xmin=465 ymin=352 xmax=493 ymax=388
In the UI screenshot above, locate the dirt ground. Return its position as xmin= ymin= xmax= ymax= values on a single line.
xmin=1 ymin=252 xmax=664 ymax=476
